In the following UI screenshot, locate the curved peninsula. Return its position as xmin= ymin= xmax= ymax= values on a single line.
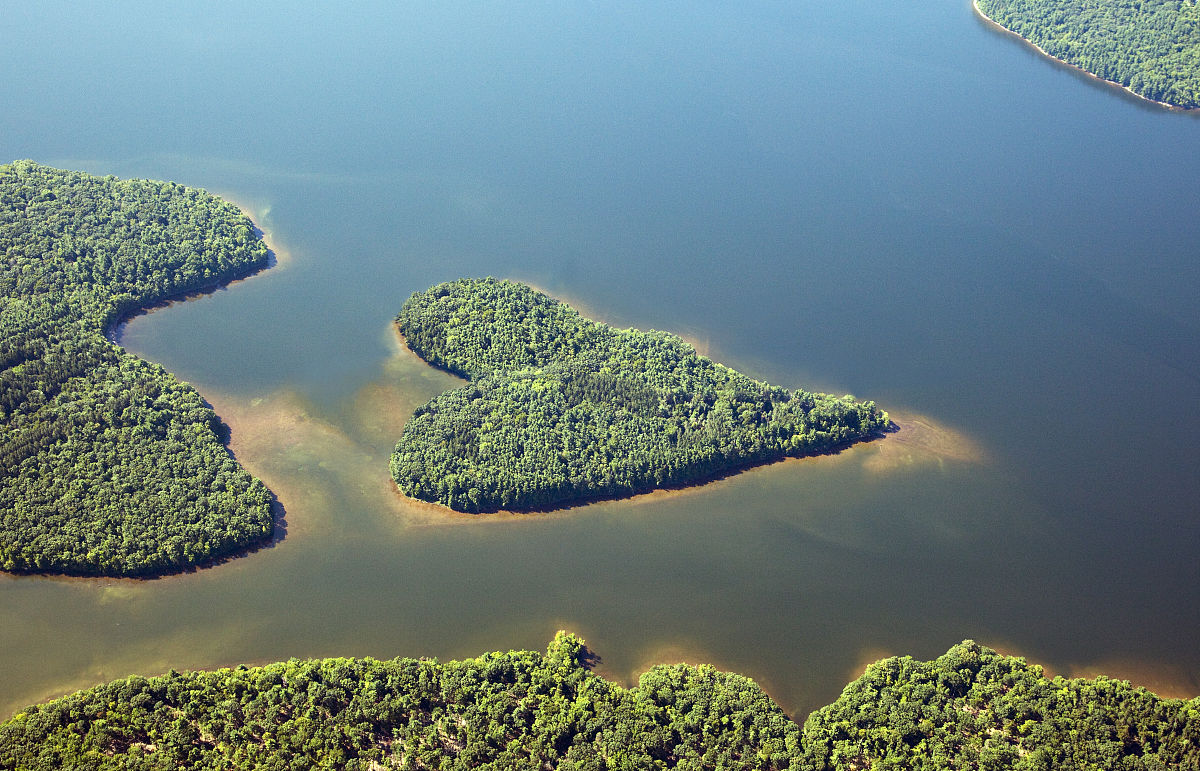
xmin=976 ymin=0 xmax=1200 ymax=109
xmin=0 ymin=161 xmax=275 ymax=576
xmin=2 ymin=634 xmax=1196 ymax=769
xmin=391 ymin=278 xmax=888 ymax=512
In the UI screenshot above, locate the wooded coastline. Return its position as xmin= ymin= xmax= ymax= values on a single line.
xmin=2 ymin=634 xmax=1195 ymax=769
xmin=391 ymin=278 xmax=890 ymax=513
xmin=0 ymin=162 xmax=277 ymax=577
xmin=974 ymin=0 xmax=1200 ymax=109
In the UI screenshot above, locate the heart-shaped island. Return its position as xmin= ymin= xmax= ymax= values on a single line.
xmin=391 ymin=278 xmax=889 ymax=512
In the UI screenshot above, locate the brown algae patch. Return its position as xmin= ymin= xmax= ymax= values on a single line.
xmin=200 ymin=388 xmax=362 ymax=538
xmin=213 ymin=194 xmax=295 ymax=272
xmin=983 ymin=640 xmax=1199 ymax=701
xmin=202 ymin=379 xmax=517 ymax=533
xmin=366 ymin=324 xmax=468 ymax=441
xmin=1064 ymin=657 xmax=1200 ymax=701
xmin=347 ymin=382 xmax=418 ymax=452
xmin=859 ymin=411 xmax=986 ymax=473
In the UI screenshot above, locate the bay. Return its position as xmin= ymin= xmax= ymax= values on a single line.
xmin=1 ymin=0 xmax=1197 ymax=719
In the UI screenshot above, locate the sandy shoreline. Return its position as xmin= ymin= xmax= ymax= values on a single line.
xmin=217 ymin=195 xmax=293 ymax=270
xmin=399 ymin=406 xmax=984 ymax=519
xmin=391 ymin=280 xmax=985 ymax=516
xmin=971 ymin=0 xmax=1195 ymax=112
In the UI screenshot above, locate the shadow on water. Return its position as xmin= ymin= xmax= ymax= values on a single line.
xmin=576 ymin=642 xmax=603 ymax=672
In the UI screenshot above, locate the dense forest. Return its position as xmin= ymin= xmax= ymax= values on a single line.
xmin=392 ymin=279 xmax=889 ymax=512
xmin=0 ymin=161 xmax=275 ymax=576
xmin=2 ymin=634 xmax=1195 ymax=770
xmin=976 ymin=0 xmax=1200 ymax=108
xmin=804 ymin=641 xmax=1200 ymax=770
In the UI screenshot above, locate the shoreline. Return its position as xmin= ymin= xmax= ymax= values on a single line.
xmin=391 ymin=409 xmax=983 ymax=521
xmin=971 ymin=0 xmax=1196 ymax=112
xmin=390 ymin=301 xmax=893 ymax=516
xmin=515 ymin=277 xmax=718 ymax=360
xmin=86 ymin=202 xmax=285 ymax=580
xmin=105 ymin=202 xmax=282 ymax=346
xmin=394 ymin=429 xmax=888 ymax=517
xmin=1 ymin=176 xmax=286 ymax=581
xmin=104 ymin=257 xmax=272 ymax=346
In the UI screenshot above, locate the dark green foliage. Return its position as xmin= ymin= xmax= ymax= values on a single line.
xmin=804 ymin=641 xmax=1200 ymax=770
xmin=3 ymin=638 xmax=1197 ymax=770
xmin=0 ymin=633 xmax=802 ymax=771
xmin=978 ymin=0 xmax=1200 ymax=108
xmin=391 ymin=278 xmax=889 ymax=512
xmin=0 ymin=161 xmax=274 ymax=576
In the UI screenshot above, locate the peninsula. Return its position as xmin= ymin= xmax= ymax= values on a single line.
xmin=0 ymin=161 xmax=275 ymax=576
xmin=391 ymin=278 xmax=888 ymax=512
xmin=976 ymin=0 xmax=1200 ymax=109
xmin=2 ymin=634 xmax=1195 ymax=769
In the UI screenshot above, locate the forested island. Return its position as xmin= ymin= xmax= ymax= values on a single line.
xmin=2 ymin=633 xmax=1196 ymax=769
xmin=0 ymin=161 xmax=275 ymax=576
xmin=976 ymin=0 xmax=1200 ymax=109
xmin=391 ymin=279 xmax=888 ymax=512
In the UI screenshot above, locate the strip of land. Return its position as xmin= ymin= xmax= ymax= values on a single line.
xmin=0 ymin=161 xmax=276 ymax=576
xmin=2 ymin=634 xmax=1195 ymax=769
xmin=975 ymin=0 xmax=1200 ymax=109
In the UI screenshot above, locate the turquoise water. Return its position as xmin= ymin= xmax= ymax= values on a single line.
xmin=1 ymin=0 xmax=1197 ymax=719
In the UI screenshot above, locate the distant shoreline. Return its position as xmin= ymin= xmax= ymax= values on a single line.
xmin=971 ymin=0 xmax=1195 ymax=112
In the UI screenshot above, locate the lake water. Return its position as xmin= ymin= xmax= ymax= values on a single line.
xmin=2 ymin=0 xmax=1198 ymax=720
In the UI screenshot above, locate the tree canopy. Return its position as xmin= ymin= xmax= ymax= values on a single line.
xmin=391 ymin=278 xmax=889 ymax=512
xmin=0 ymin=161 xmax=274 ymax=576
xmin=805 ymin=640 xmax=1200 ymax=770
xmin=2 ymin=636 xmax=1196 ymax=770
xmin=977 ymin=0 xmax=1200 ymax=108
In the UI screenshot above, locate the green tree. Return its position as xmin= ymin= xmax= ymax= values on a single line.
xmin=391 ymin=278 xmax=889 ymax=512
xmin=0 ymin=161 xmax=275 ymax=576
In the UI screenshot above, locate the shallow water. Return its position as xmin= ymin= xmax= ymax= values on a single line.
xmin=1 ymin=0 xmax=1198 ymax=719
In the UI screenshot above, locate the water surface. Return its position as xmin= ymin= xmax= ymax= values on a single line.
xmin=1 ymin=0 xmax=1198 ymax=719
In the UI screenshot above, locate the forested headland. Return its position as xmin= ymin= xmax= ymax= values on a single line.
xmin=2 ymin=633 xmax=1196 ymax=770
xmin=391 ymin=278 xmax=889 ymax=513
xmin=0 ymin=161 xmax=275 ymax=576
xmin=976 ymin=0 xmax=1200 ymax=109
